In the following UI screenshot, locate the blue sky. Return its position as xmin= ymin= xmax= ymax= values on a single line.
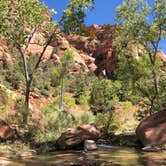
xmin=40 ymin=0 xmax=165 ymax=53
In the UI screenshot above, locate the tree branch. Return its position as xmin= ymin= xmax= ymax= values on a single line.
xmin=15 ymin=42 xmax=30 ymax=83
xmin=24 ymin=26 xmax=39 ymax=53
xmin=30 ymin=32 xmax=55 ymax=79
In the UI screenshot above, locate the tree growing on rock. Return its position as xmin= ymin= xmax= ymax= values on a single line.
xmin=0 ymin=0 xmax=58 ymax=123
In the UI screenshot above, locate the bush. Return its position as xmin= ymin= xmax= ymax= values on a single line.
xmin=0 ymin=88 xmax=8 ymax=107
xmin=33 ymin=103 xmax=74 ymax=143
xmin=3 ymin=62 xmax=24 ymax=90
xmin=69 ymin=71 xmax=96 ymax=97
xmin=75 ymin=112 xmax=95 ymax=125
xmin=75 ymin=94 xmax=90 ymax=110
xmin=90 ymin=79 xmax=121 ymax=110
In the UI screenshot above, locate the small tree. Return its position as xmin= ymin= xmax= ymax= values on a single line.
xmin=51 ymin=49 xmax=74 ymax=111
xmin=0 ymin=0 xmax=57 ymax=123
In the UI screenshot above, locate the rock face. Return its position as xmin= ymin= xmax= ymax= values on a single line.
xmin=0 ymin=120 xmax=15 ymax=141
xmin=84 ymin=140 xmax=97 ymax=151
xmin=136 ymin=110 xmax=166 ymax=147
xmin=66 ymin=24 xmax=117 ymax=78
xmin=56 ymin=124 xmax=100 ymax=150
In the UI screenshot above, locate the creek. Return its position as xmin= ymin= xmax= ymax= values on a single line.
xmin=0 ymin=146 xmax=165 ymax=166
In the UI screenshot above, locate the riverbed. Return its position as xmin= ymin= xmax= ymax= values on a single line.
xmin=0 ymin=146 xmax=165 ymax=166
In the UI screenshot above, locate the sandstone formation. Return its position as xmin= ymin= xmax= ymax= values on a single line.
xmin=1 ymin=23 xmax=166 ymax=79
xmin=136 ymin=110 xmax=166 ymax=148
xmin=56 ymin=124 xmax=100 ymax=150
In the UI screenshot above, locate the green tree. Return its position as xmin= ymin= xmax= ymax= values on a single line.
xmin=51 ymin=49 xmax=74 ymax=111
xmin=60 ymin=0 xmax=94 ymax=34
xmin=0 ymin=0 xmax=57 ymax=123
xmin=90 ymin=79 xmax=121 ymax=111
xmin=115 ymin=0 xmax=166 ymax=114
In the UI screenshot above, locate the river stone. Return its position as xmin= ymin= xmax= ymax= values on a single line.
xmin=84 ymin=140 xmax=97 ymax=151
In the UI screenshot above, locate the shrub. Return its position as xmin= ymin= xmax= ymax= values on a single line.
xmin=90 ymin=79 xmax=121 ymax=110
xmin=75 ymin=112 xmax=95 ymax=125
xmin=4 ymin=62 xmax=24 ymax=90
xmin=33 ymin=102 xmax=74 ymax=143
xmin=75 ymin=94 xmax=90 ymax=110
xmin=69 ymin=71 xmax=96 ymax=97
xmin=0 ymin=88 xmax=8 ymax=107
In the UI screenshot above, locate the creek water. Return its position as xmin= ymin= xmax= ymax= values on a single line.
xmin=0 ymin=146 xmax=165 ymax=166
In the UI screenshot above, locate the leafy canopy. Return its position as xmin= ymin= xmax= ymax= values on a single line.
xmin=60 ymin=0 xmax=94 ymax=34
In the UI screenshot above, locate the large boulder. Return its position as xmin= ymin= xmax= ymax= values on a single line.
xmin=136 ymin=110 xmax=166 ymax=148
xmin=56 ymin=124 xmax=100 ymax=150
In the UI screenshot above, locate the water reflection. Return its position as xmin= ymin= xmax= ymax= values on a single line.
xmin=0 ymin=147 xmax=165 ymax=166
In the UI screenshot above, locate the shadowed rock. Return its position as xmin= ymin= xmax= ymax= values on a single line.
xmin=136 ymin=110 xmax=166 ymax=150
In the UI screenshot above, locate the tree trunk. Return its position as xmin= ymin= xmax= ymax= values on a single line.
xmin=152 ymin=70 xmax=159 ymax=95
xmin=23 ymin=80 xmax=31 ymax=123
xmin=59 ymin=77 xmax=64 ymax=111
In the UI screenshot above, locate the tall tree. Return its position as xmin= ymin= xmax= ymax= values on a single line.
xmin=60 ymin=0 xmax=94 ymax=34
xmin=0 ymin=0 xmax=57 ymax=123
xmin=115 ymin=0 xmax=166 ymax=114
xmin=51 ymin=49 xmax=74 ymax=111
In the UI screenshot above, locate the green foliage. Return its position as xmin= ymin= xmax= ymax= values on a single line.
xmin=60 ymin=0 xmax=94 ymax=34
xmin=63 ymin=93 xmax=76 ymax=108
xmin=75 ymin=112 xmax=95 ymax=125
xmin=1 ymin=0 xmax=57 ymax=46
xmin=13 ymin=98 xmax=28 ymax=125
xmin=4 ymin=62 xmax=24 ymax=90
xmin=69 ymin=71 xmax=96 ymax=96
xmin=75 ymin=94 xmax=90 ymax=110
xmin=115 ymin=0 xmax=166 ymax=114
xmin=0 ymin=0 xmax=58 ymax=115
xmin=34 ymin=103 xmax=74 ymax=143
xmin=0 ymin=88 xmax=8 ymax=107
xmin=50 ymin=49 xmax=75 ymax=87
xmin=95 ymin=102 xmax=138 ymax=134
xmin=90 ymin=79 xmax=121 ymax=110
xmin=95 ymin=111 xmax=114 ymax=134
xmin=50 ymin=49 xmax=75 ymax=111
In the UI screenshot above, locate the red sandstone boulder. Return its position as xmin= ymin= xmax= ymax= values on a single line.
xmin=0 ymin=120 xmax=15 ymax=141
xmin=136 ymin=110 xmax=166 ymax=147
xmin=56 ymin=124 xmax=100 ymax=150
